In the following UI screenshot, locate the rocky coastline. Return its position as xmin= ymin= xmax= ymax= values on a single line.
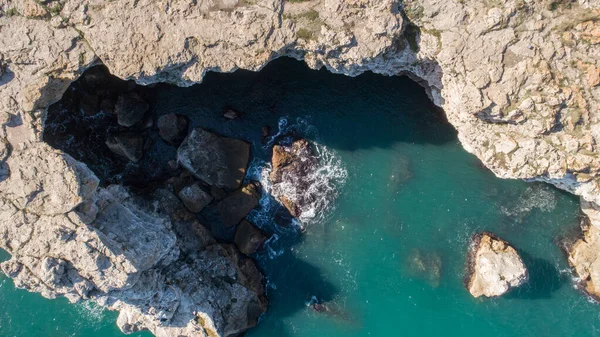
xmin=1 ymin=0 xmax=600 ymax=335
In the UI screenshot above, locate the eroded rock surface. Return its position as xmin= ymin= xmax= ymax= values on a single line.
xmin=269 ymin=139 xmax=318 ymax=218
xmin=466 ymin=232 xmax=528 ymax=298
xmin=1 ymin=0 xmax=600 ymax=334
xmin=567 ymin=199 xmax=600 ymax=300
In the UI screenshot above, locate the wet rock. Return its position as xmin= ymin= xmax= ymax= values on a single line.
xmin=210 ymin=186 xmax=227 ymax=201
xmin=116 ymin=92 xmax=149 ymax=127
xmin=177 ymin=128 xmax=250 ymax=190
xmin=157 ymin=113 xmax=189 ymax=145
xmin=105 ymin=132 xmax=145 ymax=162
xmin=466 ymin=232 xmax=528 ymax=298
xmin=234 ymin=220 xmax=268 ymax=255
xmin=217 ymin=182 xmax=261 ymax=227
xmin=223 ymin=108 xmax=241 ymax=120
xmin=405 ymin=249 xmax=442 ymax=287
xmin=269 ymin=139 xmax=318 ymax=218
xmin=177 ymin=182 xmax=213 ymax=213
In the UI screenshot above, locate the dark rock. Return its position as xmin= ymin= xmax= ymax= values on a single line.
xmin=167 ymin=160 xmax=180 ymax=172
xmin=177 ymin=128 xmax=250 ymax=190
xmin=210 ymin=186 xmax=227 ymax=201
xmin=269 ymin=139 xmax=318 ymax=218
xmin=178 ymin=182 xmax=213 ymax=213
xmin=234 ymin=220 xmax=268 ymax=255
xmin=105 ymin=132 xmax=145 ymax=162
xmin=223 ymin=108 xmax=241 ymax=120
xmin=79 ymin=94 xmax=99 ymax=116
xmin=116 ymin=92 xmax=149 ymax=127
xmin=165 ymin=172 xmax=195 ymax=195
xmin=261 ymin=125 xmax=270 ymax=142
xmin=99 ymin=97 xmax=116 ymax=114
xmin=157 ymin=113 xmax=189 ymax=145
xmin=217 ymin=182 xmax=261 ymax=227
xmin=151 ymin=189 xmax=216 ymax=254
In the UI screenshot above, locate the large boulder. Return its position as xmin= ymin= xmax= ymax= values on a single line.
xmin=178 ymin=182 xmax=213 ymax=213
xmin=116 ymin=92 xmax=149 ymax=127
xmin=157 ymin=113 xmax=189 ymax=145
xmin=465 ymin=232 xmax=528 ymax=298
xmin=269 ymin=139 xmax=318 ymax=218
xmin=105 ymin=132 xmax=145 ymax=162
xmin=234 ymin=220 xmax=268 ymax=255
xmin=217 ymin=182 xmax=261 ymax=227
xmin=177 ymin=128 xmax=250 ymax=190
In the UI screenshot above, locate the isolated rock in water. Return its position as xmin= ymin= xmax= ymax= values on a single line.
xmin=217 ymin=182 xmax=261 ymax=227
xmin=105 ymin=132 xmax=144 ymax=162
xmin=178 ymin=128 xmax=250 ymax=190
xmin=157 ymin=113 xmax=189 ymax=145
xmin=234 ymin=220 xmax=268 ymax=255
xmin=269 ymin=139 xmax=318 ymax=218
xmin=178 ymin=182 xmax=213 ymax=213
xmin=466 ymin=232 xmax=528 ymax=298
xmin=116 ymin=92 xmax=149 ymax=127
xmin=567 ymin=209 xmax=600 ymax=300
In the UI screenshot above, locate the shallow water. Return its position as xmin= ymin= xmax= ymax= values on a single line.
xmin=1 ymin=58 xmax=596 ymax=337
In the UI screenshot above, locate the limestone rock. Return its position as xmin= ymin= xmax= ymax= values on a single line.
xmin=105 ymin=132 xmax=145 ymax=162
xmin=157 ymin=113 xmax=189 ymax=145
xmin=178 ymin=182 xmax=213 ymax=213
xmin=466 ymin=232 xmax=528 ymax=298
xmin=116 ymin=92 xmax=149 ymax=127
xmin=178 ymin=128 xmax=250 ymax=191
xmin=568 ymin=224 xmax=600 ymax=300
xmin=217 ymin=182 xmax=261 ymax=227
xmin=234 ymin=220 xmax=268 ymax=255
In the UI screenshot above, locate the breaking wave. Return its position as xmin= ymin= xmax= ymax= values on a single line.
xmin=246 ymin=116 xmax=347 ymax=257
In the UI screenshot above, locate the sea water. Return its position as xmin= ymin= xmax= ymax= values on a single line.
xmin=1 ymin=58 xmax=596 ymax=337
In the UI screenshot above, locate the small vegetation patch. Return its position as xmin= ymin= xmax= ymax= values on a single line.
xmin=297 ymin=9 xmax=319 ymax=21
xmin=4 ymin=7 xmax=19 ymax=17
xmin=296 ymin=28 xmax=315 ymax=41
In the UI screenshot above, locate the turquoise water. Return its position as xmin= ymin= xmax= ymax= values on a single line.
xmin=1 ymin=58 xmax=597 ymax=337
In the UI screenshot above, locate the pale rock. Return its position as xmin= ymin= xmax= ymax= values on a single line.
xmin=466 ymin=232 xmax=528 ymax=298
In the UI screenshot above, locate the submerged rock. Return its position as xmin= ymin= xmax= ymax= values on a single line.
xmin=234 ymin=220 xmax=268 ymax=255
xmin=269 ymin=139 xmax=318 ymax=218
xmin=178 ymin=128 xmax=250 ymax=190
xmin=405 ymin=249 xmax=442 ymax=287
xmin=105 ymin=132 xmax=145 ymax=162
xmin=466 ymin=232 xmax=528 ymax=298
xmin=116 ymin=92 xmax=149 ymax=127
xmin=217 ymin=182 xmax=261 ymax=227
xmin=157 ymin=113 xmax=189 ymax=145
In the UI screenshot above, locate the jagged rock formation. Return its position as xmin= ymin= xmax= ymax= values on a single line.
xmin=466 ymin=232 xmax=528 ymax=298
xmin=1 ymin=0 xmax=600 ymax=335
xmin=567 ymin=199 xmax=600 ymax=300
xmin=269 ymin=139 xmax=318 ymax=218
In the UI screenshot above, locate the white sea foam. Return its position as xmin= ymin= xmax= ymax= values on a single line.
xmin=246 ymin=116 xmax=347 ymax=257
xmin=501 ymin=184 xmax=557 ymax=218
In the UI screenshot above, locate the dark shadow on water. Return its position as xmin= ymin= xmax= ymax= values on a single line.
xmin=44 ymin=57 xmax=455 ymax=187
xmin=506 ymin=251 xmax=567 ymax=300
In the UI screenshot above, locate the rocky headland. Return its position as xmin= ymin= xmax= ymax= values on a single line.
xmin=1 ymin=0 xmax=600 ymax=335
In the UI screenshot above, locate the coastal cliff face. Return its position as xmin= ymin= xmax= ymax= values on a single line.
xmin=1 ymin=0 xmax=600 ymax=335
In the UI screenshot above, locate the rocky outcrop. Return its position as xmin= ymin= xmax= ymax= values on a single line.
xmin=466 ymin=232 xmax=528 ymax=298
xmin=234 ymin=220 xmax=268 ymax=256
xmin=178 ymin=128 xmax=251 ymax=191
xmin=567 ymin=199 xmax=600 ymax=300
xmin=269 ymin=139 xmax=318 ymax=218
